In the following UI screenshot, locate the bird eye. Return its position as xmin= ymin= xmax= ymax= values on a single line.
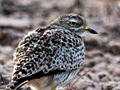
xmin=69 ymin=22 xmax=78 ymax=26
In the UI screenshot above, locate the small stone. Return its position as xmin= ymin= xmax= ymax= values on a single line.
xmin=87 ymin=73 xmax=100 ymax=82
xmin=108 ymin=40 xmax=120 ymax=55
xmin=97 ymin=71 xmax=111 ymax=82
xmin=0 ymin=59 xmax=5 ymax=65
xmin=103 ymin=81 xmax=118 ymax=90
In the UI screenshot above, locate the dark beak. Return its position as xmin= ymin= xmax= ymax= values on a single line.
xmin=86 ymin=28 xmax=98 ymax=34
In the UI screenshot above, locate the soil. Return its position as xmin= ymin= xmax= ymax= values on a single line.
xmin=0 ymin=0 xmax=120 ymax=90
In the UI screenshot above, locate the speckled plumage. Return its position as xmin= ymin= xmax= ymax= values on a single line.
xmin=6 ymin=13 xmax=97 ymax=90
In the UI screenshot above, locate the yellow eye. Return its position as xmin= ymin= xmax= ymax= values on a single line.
xmin=69 ymin=22 xmax=78 ymax=26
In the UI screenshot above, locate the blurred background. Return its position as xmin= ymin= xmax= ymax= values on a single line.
xmin=0 ymin=0 xmax=120 ymax=90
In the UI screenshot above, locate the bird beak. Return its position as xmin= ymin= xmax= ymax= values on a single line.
xmin=85 ymin=27 xmax=98 ymax=34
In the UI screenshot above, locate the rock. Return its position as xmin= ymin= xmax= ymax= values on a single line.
xmin=87 ymin=73 xmax=100 ymax=82
xmin=113 ymin=85 xmax=120 ymax=90
xmin=103 ymin=81 xmax=119 ymax=90
xmin=0 ymin=54 xmax=7 ymax=64
xmin=0 ymin=59 xmax=5 ymax=65
xmin=73 ymin=76 xmax=94 ymax=90
xmin=0 ymin=17 xmax=32 ymax=30
xmin=86 ymin=87 xmax=95 ymax=90
xmin=107 ymin=40 xmax=120 ymax=55
xmin=103 ymin=53 xmax=113 ymax=64
xmin=86 ymin=50 xmax=104 ymax=58
xmin=113 ymin=68 xmax=120 ymax=76
xmin=114 ymin=77 xmax=120 ymax=81
xmin=97 ymin=71 xmax=111 ymax=82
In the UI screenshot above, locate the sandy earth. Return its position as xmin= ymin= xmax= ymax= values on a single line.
xmin=0 ymin=0 xmax=120 ymax=90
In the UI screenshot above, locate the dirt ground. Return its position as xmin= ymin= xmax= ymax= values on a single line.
xmin=0 ymin=0 xmax=120 ymax=90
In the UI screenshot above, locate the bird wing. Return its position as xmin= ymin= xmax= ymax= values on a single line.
xmin=6 ymin=28 xmax=85 ymax=90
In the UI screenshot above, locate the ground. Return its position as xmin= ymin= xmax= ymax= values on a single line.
xmin=0 ymin=0 xmax=120 ymax=90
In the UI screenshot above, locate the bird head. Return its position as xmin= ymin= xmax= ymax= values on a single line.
xmin=56 ymin=13 xmax=98 ymax=37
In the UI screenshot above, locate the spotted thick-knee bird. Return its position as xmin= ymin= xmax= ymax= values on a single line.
xmin=5 ymin=13 xmax=98 ymax=90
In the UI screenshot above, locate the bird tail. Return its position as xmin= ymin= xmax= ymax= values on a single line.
xmin=5 ymin=79 xmax=28 ymax=90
